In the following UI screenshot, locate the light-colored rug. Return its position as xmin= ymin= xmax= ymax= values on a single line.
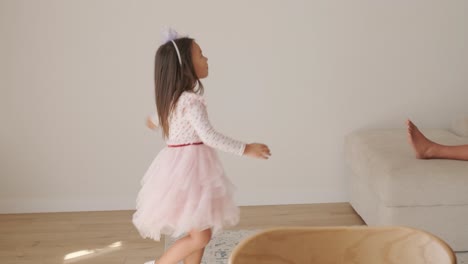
xmin=165 ymin=229 xmax=468 ymax=264
xmin=458 ymin=253 xmax=468 ymax=264
xmin=165 ymin=230 xmax=259 ymax=264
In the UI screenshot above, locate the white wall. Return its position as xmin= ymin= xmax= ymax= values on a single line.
xmin=1 ymin=0 xmax=467 ymax=213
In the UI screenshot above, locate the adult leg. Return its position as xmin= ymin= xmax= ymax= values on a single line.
xmin=407 ymin=119 xmax=468 ymax=161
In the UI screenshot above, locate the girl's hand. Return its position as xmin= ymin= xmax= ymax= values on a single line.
xmin=146 ymin=116 xmax=158 ymax=130
xmin=243 ymin=143 xmax=271 ymax=159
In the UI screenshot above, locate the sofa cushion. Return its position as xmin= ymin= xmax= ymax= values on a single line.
xmin=345 ymin=129 xmax=468 ymax=207
xmin=451 ymin=116 xmax=468 ymax=137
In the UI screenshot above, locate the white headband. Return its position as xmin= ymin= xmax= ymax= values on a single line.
xmin=161 ymin=27 xmax=184 ymax=66
xmin=170 ymin=40 xmax=182 ymax=66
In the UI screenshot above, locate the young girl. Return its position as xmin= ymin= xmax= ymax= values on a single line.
xmin=132 ymin=28 xmax=271 ymax=264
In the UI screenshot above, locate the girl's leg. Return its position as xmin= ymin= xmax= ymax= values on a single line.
xmin=155 ymin=228 xmax=212 ymax=264
xmin=407 ymin=119 xmax=468 ymax=161
xmin=183 ymin=247 xmax=205 ymax=264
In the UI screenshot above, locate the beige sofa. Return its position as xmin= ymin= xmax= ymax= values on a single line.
xmin=345 ymin=119 xmax=468 ymax=251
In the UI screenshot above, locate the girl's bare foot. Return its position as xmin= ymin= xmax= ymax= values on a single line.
xmin=406 ymin=119 xmax=437 ymax=159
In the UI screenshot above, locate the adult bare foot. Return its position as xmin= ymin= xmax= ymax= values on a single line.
xmin=406 ymin=119 xmax=437 ymax=159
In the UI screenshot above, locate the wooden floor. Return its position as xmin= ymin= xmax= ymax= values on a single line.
xmin=0 ymin=203 xmax=364 ymax=264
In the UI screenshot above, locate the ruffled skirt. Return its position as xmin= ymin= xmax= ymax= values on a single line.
xmin=132 ymin=144 xmax=239 ymax=241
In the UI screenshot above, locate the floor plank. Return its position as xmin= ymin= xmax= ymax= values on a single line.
xmin=0 ymin=203 xmax=364 ymax=264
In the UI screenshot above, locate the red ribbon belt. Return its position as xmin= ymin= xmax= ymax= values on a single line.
xmin=167 ymin=142 xmax=204 ymax=148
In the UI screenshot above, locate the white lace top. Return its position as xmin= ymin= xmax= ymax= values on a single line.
xmin=152 ymin=91 xmax=246 ymax=156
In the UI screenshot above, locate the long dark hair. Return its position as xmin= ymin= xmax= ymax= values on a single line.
xmin=154 ymin=37 xmax=204 ymax=138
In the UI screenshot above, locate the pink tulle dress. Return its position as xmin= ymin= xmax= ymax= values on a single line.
xmin=132 ymin=91 xmax=246 ymax=241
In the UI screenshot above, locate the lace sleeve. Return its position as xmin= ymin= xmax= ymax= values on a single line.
xmin=150 ymin=113 xmax=159 ymax=126
xmin=185 ymin=98 xmax=246 ymax=156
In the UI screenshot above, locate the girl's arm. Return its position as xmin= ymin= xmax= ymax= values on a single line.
xmin=146 ymin=113 xmax=159 ymax=130
xmin=186 ymin=99 xmax=246 ymax=156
